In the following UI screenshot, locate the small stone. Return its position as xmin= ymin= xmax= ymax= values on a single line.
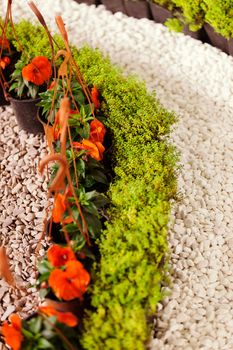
xmin=11 ymin=183 xmax=22 ymax=195
xmin=184 ymin=215 xmax=193 ymax=228
xmin=1 ymin=305 xmax=16 ymax=321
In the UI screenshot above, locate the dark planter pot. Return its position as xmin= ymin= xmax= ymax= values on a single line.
xmin=228 ymin=39 xmax=233 ymax=57
xmin=149 ymin=2 xmax=172 ymax=24
xmin=124 ymin=0 xmax=151 ymax=19
xmin=183 ymin=26 xmax=205 ymax=42
xmin=10 ymin=97 xmax=44 ymax=135
xmin=74 ymin=0 xmax=97 ymax=4
xmin=204 ymin=24 xmax=229 ymax=54
xmin=101 ymin=0 xmax=127 ymax=15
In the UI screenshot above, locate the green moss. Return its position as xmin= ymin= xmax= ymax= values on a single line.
xmin=165 ymin=18 xmax=183 ymax=32
xmin=75 ymin=47 xmax=178 ymax=349
xmin=202 ymin=0 xmax=233 ymax=38
xmin=171 ymin=0 xmax=205 ymax=31
xmin=151 ymin=0 xmax=174 ymax=11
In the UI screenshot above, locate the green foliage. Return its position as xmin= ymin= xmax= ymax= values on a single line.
xmin=165 ymin=18 xmax=183 ymax=32
xmin=74 ymin=47 xmax=178 ymax=349
xmin=202 ymin=0 xmax=233 ymax=38
xmin=152 ymin=0 xmax=174 ymax=11
xmin=171 ymin=0 xmax=205 ymax=31
xmin=21 ymin=315 xmax=79 ymax=350
xmin=38 ymin=79 xmax=88 ymax=122
xmin=9 ymin=57 xmax=40 ymax=99
xmin=5 ymin=20 xmax=64 ymax=59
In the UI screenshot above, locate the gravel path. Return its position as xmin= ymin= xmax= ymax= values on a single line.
xmin=1 ymin=1 xmax=233 ymax=349
xmin=0 ymin=106 xmax=48 ymax=322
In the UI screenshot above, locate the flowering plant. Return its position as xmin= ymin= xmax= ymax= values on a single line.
xmin=1 ymin=310 xmax=80 ymax=350
xmin=0 ymin=8 xmax=110 ymax=350
xmin=38 ymin=244 xmax=90 ymax=301
xmin=9 ymin=55 xmax=52 ymax=99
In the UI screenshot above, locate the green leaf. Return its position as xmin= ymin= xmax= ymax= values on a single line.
xmin=74 ymin=90 xmax=85 ymax=105
xmin=84 ymin=202 xmax=99 ymax=217
xmin=76 ymin=159 xmax=86 ymax=178
xmin=84 ymin=211 xmax=102 ymax=238
xmin=41 ymin=329 xmax=55 ymax=339
xmin=21 ymin=328 xmax=35 ymax=340
xmin=39 ymin=288 xmax=49 ymax=299
xmin=92 ymin=194 xmax=109 ymax=207
xmin=80 ymin=105 xmax=86 ymax=118
xmin=91 ymin=169 xmax=108 ymax=184
xmin=38 ymin=260 xmax=52 ymax=275
xmin=37 ymin=338 xmax=54 ymax=349
xmin=29 ymin=316 xmax=42 ymax=334
xmin=38 ymin=272 xmax=50 ymax=283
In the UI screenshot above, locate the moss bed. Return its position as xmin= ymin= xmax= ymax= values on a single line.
xmin=75 ymin=47 xmax=178 ymax=349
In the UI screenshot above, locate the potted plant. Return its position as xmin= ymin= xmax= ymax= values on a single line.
xmin=0 ymin=13 xmax=61 ymax=133
xmin=149 ymin=0 xmax=174 ymax=24
xmin=123 ymin=0 xmax=151 ymax=19
xmin=7 ymin=55 xmax=52 ymax=134
xmin=201 ymin=0 xmax=233 ymax=55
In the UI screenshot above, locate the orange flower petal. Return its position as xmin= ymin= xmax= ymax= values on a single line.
xmin=47 ymin=245 xmax=76 ymax=268
xmin=1 ymin=314 xmax=23 ymax=350
xmin=39 ymin=306 xmax=78 ymax=327
xmin=49 ymin=269 xmax=82 ymax=301
xmin=89 ymin=119 xmax=106 ymax=143
xmin=52 ymin=193 xmax=66 ymax=223
xmin=73 ymin=140 xmax=101 ymax=161
xmin=64 ymin=260 xmax=85 ymax=278
xmin=9 ymin=314 xmax=21 ymax=331
xmin=65 ymin=261 xmax=90 ymax=294
xmin=22 ymin=56 xmax=52 ymax=86
xmin=95 ymin=142 xmax=105 ymax=160
xmin=91 ymin=86 xmax=100 ymax=109
xmin=82 ymin=139 xmax=101 ymax=161
xmin=48 ymin=261 xmax=90 ymax=301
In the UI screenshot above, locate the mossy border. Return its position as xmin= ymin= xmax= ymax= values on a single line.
xmin=74 ymin=47 xmax=178 ymax=349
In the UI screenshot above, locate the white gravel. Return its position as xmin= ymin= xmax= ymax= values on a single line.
xmin=0 ymin=106 xmax=48 ymax=320
xmin=1 ymin=1 xmax=233 ymax=349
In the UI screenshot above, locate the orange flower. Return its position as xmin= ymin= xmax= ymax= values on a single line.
xmin=47 ymin=245 xmax=76 ymax=268
xmin=48 ymin=260 xmax=90 ymax=301
xmin=52 ymin=192 xmax=73 ymax=224
xmin=1 ymin=314 xmax=23 ymax=350
xmin=0 ymin=56 xmax=10 ymax=69
xmin=73 ymin=139 xmax=105 ymax=161
xmin=39 ymin=306 xmax=78 ymax=327
xmin=89 ymin=119 xmax=106 ymax=144
xmin=22 ymin=56 xmax=52 ymax=86
xmin=91 ymin=86 xmax=100 ymax=109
